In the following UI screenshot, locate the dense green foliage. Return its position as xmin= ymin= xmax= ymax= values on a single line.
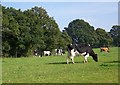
xmin=65 ymin=19 xmax=98 ymax=46
xmin=2 ymin=47 xmax=119 ymax=83
xmin=2 ymin=6 xmax=119 ymax=57
xmin=109 ymin=25 xmax=120 ymax=46
xmin=96 ymin=28 xmax=113 ymax=47
xmin=2 ymin=6 xmax=71 ymax=57
xmin=65 ymin=19 xmax=113 ymax=47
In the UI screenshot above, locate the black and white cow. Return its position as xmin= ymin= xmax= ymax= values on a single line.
xmin=67 ymin=44 xmax=98 ymax=64
xmin=55 ymin=49 xmax=65 ymax=55
xmin=33 ymin=49 xmax=43 ymax=57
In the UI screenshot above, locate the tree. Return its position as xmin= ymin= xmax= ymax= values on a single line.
xmin=2 ymin=6 xmax=63 ymax=57
xmin=2 ymin=7 xmax=21 ymax=57
xmin=2 ymin=6 xmax=69 ymax=57
xmin=96 ymin=28 xmax=113 ymax=47
xmin=64 ymin=19 xmax=98 ymax=47
xmin=57 ymin=30 xmax=72 ymax=50
xmin=109 ymin=25 xmax=120 ymax=46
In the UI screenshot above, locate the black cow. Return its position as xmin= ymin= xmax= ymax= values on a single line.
xmin=67 ymin=44 xmax=98 ymax=64
xmin=33 ymin=49 xmax=43 ymax=57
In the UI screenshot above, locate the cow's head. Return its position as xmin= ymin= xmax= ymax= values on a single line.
xmin=67 ymin=44 xmax=76 ymax=51
xmin=92 ymin=54 xmax=98 ymax=62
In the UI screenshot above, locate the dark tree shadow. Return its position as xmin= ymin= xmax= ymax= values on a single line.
xmin=104 ymin=61 xmax=120 ymax=63
xmin=47 ymin=61 xmax=84 ymax=65
xmin=47 ymin=62 xmax=66 ymax=64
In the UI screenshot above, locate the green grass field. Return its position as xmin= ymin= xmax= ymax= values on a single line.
xmin=2 ymin=47 xmax=119 ymax=83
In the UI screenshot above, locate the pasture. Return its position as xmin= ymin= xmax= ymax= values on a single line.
xmin=2 ymin=47 xmax=119 ymax=83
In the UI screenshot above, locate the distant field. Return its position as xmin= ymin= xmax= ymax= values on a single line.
xmin=2 ymin=47 xmax=119 ymax=83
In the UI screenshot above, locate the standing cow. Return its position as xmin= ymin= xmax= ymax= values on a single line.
xmin=33 ymin=49 xmax=43 ymax=57
xmin=55 ymin=49 xmax=63 ymax=55
xmin=100 ymin=47 xmax=109 ymax=52
xmin=43 ymin=51 xmax=51 ymax=56
xmin=67 ymin=44 xmax=98 ymax=64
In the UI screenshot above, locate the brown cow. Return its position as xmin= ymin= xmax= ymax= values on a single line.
xmin=100 ymin=47 xmax=109 ymax=52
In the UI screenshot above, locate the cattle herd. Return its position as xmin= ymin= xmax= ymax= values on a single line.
xmin=33 ymin=43 xmax=110 ymax=64
xmin=33 ymin=48 xmax=65 ymax=57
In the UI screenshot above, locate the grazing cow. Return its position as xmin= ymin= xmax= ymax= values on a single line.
xmin=55 ymin=49 xmax=64 ymax=55
xmin=33 ymin=49 xmax=43 ymax=57
xmin=100 ymin=47 xmax=109 ymax=52
xmin=67 ymin=44 xmax=98 ymax=64
xmin=43 ymin=51 xmax=51 ymax=56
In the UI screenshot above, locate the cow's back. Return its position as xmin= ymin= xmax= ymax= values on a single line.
xmin=76 ymin=44 xmax=94 ymax=53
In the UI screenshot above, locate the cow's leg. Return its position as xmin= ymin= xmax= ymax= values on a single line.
xmin=71 ymin=57 xmax=75 ymax=64
xmin=84 ymin=53 xmax=89 ymax=63
xmin=67 ymin=56 xmax=75 ymax=64
xmin=70 ymin=49 xmax=76 ymax=64
xmin=67 ymin=57 xmax=69 ymax=64
xmin=67 ymin=49 xmax=71 ymax=64
xmin=67 ymin=49 xmax=76 ymax=64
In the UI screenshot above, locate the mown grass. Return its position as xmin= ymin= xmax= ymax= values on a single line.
xmin=2 ymin=47 xmax=119 ymax=83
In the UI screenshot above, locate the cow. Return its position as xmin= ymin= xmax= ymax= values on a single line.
xmin=67 ymin=43 xmax=98 ymax=64
xmin=100 ymin=47 xmax=109 ymax=52
xmin=55 ymin=49 xmax=64 ymax=55
xmin=43 ymin=51 xmax=51 ymax=56
xmin=33 ymin=49 xmax=43 ymax=57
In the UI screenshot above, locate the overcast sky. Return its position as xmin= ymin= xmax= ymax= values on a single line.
xmin=1 ymin=2 xmax=118 ymax=32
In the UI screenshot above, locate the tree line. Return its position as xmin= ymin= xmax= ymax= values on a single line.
xmin=1 ymin=6 xmax=120 ymax=57
xmin=64 ymin=19 xmax=119 ymax=47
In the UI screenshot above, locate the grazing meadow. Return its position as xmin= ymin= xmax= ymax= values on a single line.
xmin=2 ymin=47 xmax=119 ymax=83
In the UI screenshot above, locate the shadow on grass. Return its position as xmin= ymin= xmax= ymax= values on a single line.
xmin=104 ymin=61 xmax=120 ymax=63
xmin=100 ymin=61 xmax=119 ymax=67
xmin=47 ymin=61 xmax=83 ymax=65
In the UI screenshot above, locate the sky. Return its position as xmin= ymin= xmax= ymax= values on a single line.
xmin=1 ymin=2 xmax=118 ymax=32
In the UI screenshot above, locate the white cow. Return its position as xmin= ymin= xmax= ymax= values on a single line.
xmin=43 ymin=51 xmax=51 ymax=56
